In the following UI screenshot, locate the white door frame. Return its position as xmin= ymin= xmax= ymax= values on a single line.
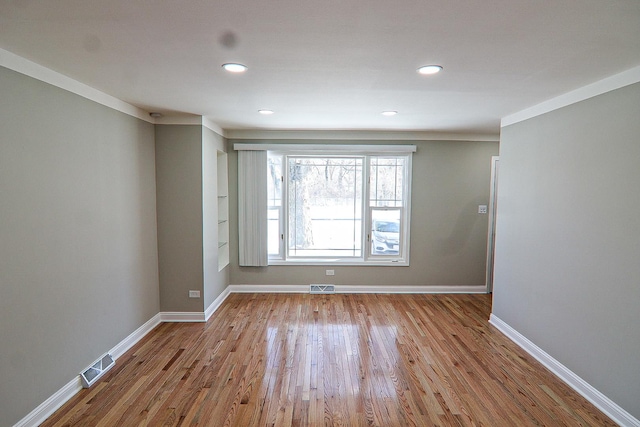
xmin=485 ymin=156 xmax=499 ymax=293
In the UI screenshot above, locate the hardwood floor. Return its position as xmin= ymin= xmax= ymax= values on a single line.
xmin=42 ymin=293 xmax=615 ymax=426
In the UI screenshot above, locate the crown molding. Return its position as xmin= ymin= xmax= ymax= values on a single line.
xmin=154 ymin=115 xmax=204 ymax=126
xmin=203 ymin=117 xmax=225 ymax=137
xmin=1 ymin=48 xmax=503 ymax=140
xmin=0 ymin=48 xmax=231 ymax=135
xmin=0 ymin=48 xmax=153 ymax=123
xmin=153 ymin=115 xmax=225 ymax=137
xmin=502 ymin=65 xmax=640 ymax=128
xmin=225 ymin=129 xmax=499 ymax=142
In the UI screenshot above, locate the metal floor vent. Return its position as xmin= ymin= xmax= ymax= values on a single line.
xmin=80 ymin=353 xmax=115 ymax=388
xmin=310 ymin=284 xmax=335 ymax=294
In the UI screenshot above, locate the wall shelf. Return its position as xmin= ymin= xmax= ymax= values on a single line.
xmin=217 ymin=152 xmax=229 ymax=271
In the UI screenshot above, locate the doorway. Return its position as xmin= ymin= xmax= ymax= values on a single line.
xmin=485 ymin=156 xmax=499 ymax=293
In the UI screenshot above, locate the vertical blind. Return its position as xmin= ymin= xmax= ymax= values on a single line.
xmin=237 ymin=150 xmax=268 ymax=266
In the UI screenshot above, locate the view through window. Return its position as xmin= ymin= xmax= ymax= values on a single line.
xmin=268 ymin=150 xmax=411 ymax=264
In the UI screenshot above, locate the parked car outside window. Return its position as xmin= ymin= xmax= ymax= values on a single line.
xmin=372 ymin=220 xmax=399 ymax=254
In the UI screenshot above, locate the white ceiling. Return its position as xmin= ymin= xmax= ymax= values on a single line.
xmin=1 ymin=0 xmax=639 ymax=135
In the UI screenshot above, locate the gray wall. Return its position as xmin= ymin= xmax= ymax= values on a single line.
xmin=156 ymin=125 xmax=229 ymax=312
xmin=156 ymin=125 xmax=205 ymax=312
xmin=0 ymin=66 xmax=160 ymax=426
xmin=228 ymin=139 xmax=499 ymax=288
xmin=492 ymin=82 xmax=640 ymax=419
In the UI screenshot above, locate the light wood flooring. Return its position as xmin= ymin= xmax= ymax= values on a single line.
xmin=42 ymin=293 xmax=615 ymax=426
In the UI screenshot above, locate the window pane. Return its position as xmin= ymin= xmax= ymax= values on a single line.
xmin=288 ymin=157 xmax=363 ymax=257
xmin=370 ymin=156 xmax=405 ymax=207
xmin=268 ymin=207 xmax=281 ymax=256
xmin=267 ymin=155 xmax=282 ymax=207
xmin=267 ymin=155 xmax=283 ymax=258
xmin=371 ymin=208 xmax=401 ymax=255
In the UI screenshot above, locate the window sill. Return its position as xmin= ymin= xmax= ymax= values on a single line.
xmin=268 ymin=258 xmax=409 ymax=267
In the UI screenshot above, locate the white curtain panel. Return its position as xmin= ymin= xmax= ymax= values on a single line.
xmin=237 ymin=150 xmax=268 ymax=266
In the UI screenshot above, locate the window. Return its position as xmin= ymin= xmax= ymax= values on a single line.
xmin=261 ymin=145 xmax=413 ymax=265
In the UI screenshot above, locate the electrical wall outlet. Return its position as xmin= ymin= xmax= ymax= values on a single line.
xmin=326 ymin=269 xmax=335 ymax=276
xmin=189 ymin=290 xmax=200 ymax=298
xmin=478 ymin=205 xmax=488 ymax=214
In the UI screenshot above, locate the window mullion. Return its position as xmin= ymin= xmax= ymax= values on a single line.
xmin=282 ymin=155 xmax=289 ymax=260
xmin=363 ymin=156 xmax=371 ymax=260
xmin=280 ymin=154 xmax=286 ymax=261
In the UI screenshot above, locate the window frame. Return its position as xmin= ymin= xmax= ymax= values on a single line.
xmin=267 ymin=153 xmax=285 ymax=259
xmin=260 ymin=145 xmax=413 ymax=266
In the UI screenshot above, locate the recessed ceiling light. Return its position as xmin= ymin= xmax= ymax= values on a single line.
xmin=222 ymin=63 xmax=248 ymax=73
xmin=258 ymin=109 xmax=274 ymax=115
xmin=381 ymin=111 xmax=398 ymax=116
xmin=417 ymin=65 xmax=443 ymax=75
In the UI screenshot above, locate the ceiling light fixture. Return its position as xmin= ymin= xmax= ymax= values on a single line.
xmin=381 ymin=111 xmax=398 ymax=116
xmin=222 ymin=63 xmax=248 ymax=73
xmin=417 ymin=65 xmax=443 ymax=75
xmin=258 ymin=109 xmax=274 ymax=115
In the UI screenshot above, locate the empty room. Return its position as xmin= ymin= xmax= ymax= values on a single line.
xmin=1 ymin=1 xmax=639 ymax=426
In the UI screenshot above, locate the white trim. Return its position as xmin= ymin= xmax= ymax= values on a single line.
xmin=109 ymin=313 xmax=161 ymax=359
xmin=159 ymin=311 xmax=206 ymax=322
xmin=485 ymin=156 xmax=499 ymax=293
xmin=489 ymin=314 xmax=640 ymax=427
xmin=12 ymin=377 xmax=83 ymax=427
xmin=155 ymin=116 xmax=225 ymax=137
xmin=0 ymin=48 xmax=153 ymax=123
xmin=14 ymin=284 xmax=490 ymax=427
xmin=337 ymin=285 xmax=486 ymax=294
xmin=13 ymin=313 xmax=162 ymax=427
xmin=234 ymin=143 xmax=417 ymax=153
xmin=0 ymin=48 xmax=231 ymax=134
xmin=160 ymin=288 xmax=233 ymax=323
xmin=267 ymin=260 xmax=410 ymax=268
xmin=228 ymin=284 xmax=487 ymax=294
xmin=204 ymin=287 xmax=231 ymax=321
xmin=155 ymin=115 xmax=205 ymax=126
xmin=229 ymin=284 xmax=309 ymax=293
xmin=203 ymin=117 xmax=225 ymax=137
xmin=13 ymin=293 xmax=235 ymax=426
xmin=226 ymin=129 xmax=499 ymax=142
xmin=502 ymin=65 xmax=640 ymax=128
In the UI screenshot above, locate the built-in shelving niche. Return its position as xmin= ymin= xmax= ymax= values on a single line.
xmin=217 ymin=151 xmax=229 ymax=271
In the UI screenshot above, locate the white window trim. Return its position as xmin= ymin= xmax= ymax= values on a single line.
xmin=235 ymin=143 xmax=414 ymax=266
xmin=234 ymin=143 xmax=417 ymax=154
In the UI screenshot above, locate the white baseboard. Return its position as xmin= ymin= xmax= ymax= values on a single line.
xmin=13 ymin=313 xmax=163 ymax=427
xmin=110 ymin=313 xmax=161 ymax=359
xmin=13 ymin=377 xmax=83 ymax=427
xmin=205 ymin=287 xmax=231 ymax=321
xmin=229 ymin=284 xmax=487 ymax=294
xmin=158 ymin=287 xmax=233 ymax=322
xmin=14 ymin=284 xmax=486 ymax=427
xmin=229 ymin=284 xmax=309 ymax=293
xmin=489 ymin=314 xmax=640 ymax=427
xmin=338 ymin=285 xmax=487 ymax=293
xmin=159 ymin=311 xmax=206 ymax=322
